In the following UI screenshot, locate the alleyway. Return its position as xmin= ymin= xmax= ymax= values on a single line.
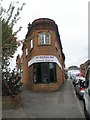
xmin=20 ymin=79 xmax=85 ymax=118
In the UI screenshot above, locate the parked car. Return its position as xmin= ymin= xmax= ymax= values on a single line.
xmin=83 ymin=65 xmax=90 ymax=119
xmin=73 ymin=76 xmax=84 ymax=87
xmin=73 ymin=76 xmax=78 ymax=87
xmin=76 ymin=73 xmax=84 ymax=78
xmin=75 ymin=78 xmax=85 ymax=99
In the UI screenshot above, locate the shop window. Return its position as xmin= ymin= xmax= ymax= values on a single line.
xmin=38 ymin=32 xmax=51 ymax=45
xmin=36 ymin=63 xmax=42 ymax=83
xmin=33 ymin=63 xmax=57 ymax=84
xmin=49 ymin=63 xmax=57 ymax=82
xmin=26 ymin=48 xmax=28 ymax=56
xmin=33 ymin=64 xmax=37 ymax=83
xmin=42 ymin=63 xmax=49 ymax=83
xmin=49 ymin=63 xmax=54 ymax=82
xmin=30 ymin=39 xmax=33 ymax=50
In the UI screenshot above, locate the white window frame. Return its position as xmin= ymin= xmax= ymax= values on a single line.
xmin=26 ymin=48 xmax=28 ymax=56
xmin=30 ymin=39 xmax=33 ymax=50
xmin=38 ymin=32 xmax=51 ymax=45
xmin=45 ymin=32 xmax=51 ymax=44
xmin=44 ymin=34 xmax=46 ymax=44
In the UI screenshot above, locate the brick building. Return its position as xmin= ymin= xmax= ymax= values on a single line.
xmin=80 ymin=60 xmax=90 ymax=77
xmin=17 ymin=18 xmax=65 ymax=92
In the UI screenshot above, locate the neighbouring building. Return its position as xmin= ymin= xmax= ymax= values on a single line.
xmin=17 ymin=18 xmax=65 ymax=92
xmin=16 ymin=54 xmax=22 ymax=81
xmin=67 ymin=66 xmax=80 ymax=78
xmin=80 ymin=60 xmax=90 ymax=77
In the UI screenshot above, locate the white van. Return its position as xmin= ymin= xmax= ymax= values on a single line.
xmin=83 ymin=65 xmax=90 ymax=119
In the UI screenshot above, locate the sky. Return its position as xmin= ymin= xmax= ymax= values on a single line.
xmin=2 ymin=0 xmax=89 ymax=70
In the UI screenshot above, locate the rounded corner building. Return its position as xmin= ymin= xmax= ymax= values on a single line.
xmin=21 ymin=18 xmax=65 ymax=92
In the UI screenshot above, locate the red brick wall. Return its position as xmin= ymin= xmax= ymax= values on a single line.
xmin=85 ymin=64 xmax=88 ymax=77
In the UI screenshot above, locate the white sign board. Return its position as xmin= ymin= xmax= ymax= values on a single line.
xmin=28 ymin=55 xmax=62 ymax=69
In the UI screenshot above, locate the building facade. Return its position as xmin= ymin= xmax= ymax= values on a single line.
xmin=18 ymin=18 xmax=65 ymax=92
xmin=80 ymin=60 xmax=90 ymax=77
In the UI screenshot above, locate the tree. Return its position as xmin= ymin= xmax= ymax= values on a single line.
xmin=1 ymin=0 xmax=25 ymax=59
xmin=1 ymin=0 xmax=25 ymax=96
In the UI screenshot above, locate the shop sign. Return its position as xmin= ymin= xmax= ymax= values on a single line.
xmin=28 ymin=55 xmax=62 ymax=69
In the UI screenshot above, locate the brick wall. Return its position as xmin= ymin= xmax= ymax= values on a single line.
xmin=20 ymin=18 xmax=65 ymax=92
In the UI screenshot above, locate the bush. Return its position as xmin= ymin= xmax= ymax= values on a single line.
xmin=2 ymin=69 xmax=22 ymax=96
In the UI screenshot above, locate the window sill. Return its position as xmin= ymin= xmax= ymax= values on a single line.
xmin=37 ymin=44 xmax=51 ymax=47
xmin=33 ymin=81 xmax=57 ymax=84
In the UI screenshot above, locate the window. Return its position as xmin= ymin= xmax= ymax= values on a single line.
xmin=49 ymin=63 xmax=57 ymax=82
xmin=55 ymin=41 xmax=57 ymax=48
xmin=33 ymin=63 xmax=57 ymax=84
xmin=33 ymin=63 xmax=42 ymax=83
xmin=26 ymin=48 xmax=28 ymax=56
xmin=45 ymin=33 xmax=51 ymax=44
xmin=21 ymin=58 xmax=22 ymax=63
xmin=49 ymin=63 xmax=54 ymax=82
xmin=42 ymin=63 xmax=49 ymax=83
xmin=56 ymin=48 xmax=58 ymax=52
xmin=36 ymin=63 xmax=41 ymax=83
xmin=30 ymin=39 xmax=33 ymax=50
xmin=38 ymin=32 xmax=51 ymax=45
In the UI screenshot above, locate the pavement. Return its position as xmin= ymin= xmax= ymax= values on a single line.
xmin=0 ymin=68 xmax=2 ymax=119
xmin=2 ymin=107 xmax=27 ymax=118
xmin=2 ymin=79 xmax=85 ymax=118
xmin=0 ymin=96 xmax=2 ymax=120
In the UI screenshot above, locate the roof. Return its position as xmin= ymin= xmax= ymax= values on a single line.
xmin=80 ymin=59 xmax=90 ymax=66
xmin=84 ymin=59 xmax=90 ymax=65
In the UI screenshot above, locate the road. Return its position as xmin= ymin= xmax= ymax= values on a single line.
xmin=2 ymin=78 xmax=85 ymax=118
xmin=20 ymin=79 xmax=85 ymax=118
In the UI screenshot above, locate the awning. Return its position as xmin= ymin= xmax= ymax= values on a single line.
xmin=28 ymin=55 xmax=62 ymax=69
